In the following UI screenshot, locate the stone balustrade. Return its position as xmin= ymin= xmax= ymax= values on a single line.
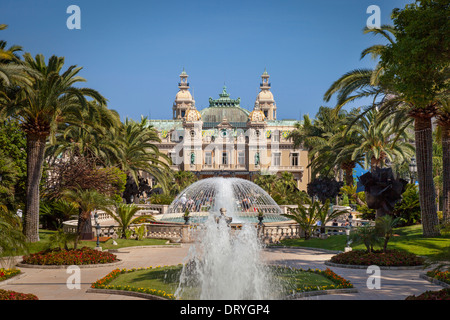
xmin=258 ymin=224 xmax=303 ymax=244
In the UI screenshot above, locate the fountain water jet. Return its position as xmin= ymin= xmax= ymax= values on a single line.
xmin=175 ymin=214 xmax=282 ymax=300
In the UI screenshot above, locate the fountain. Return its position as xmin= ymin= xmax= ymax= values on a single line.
xmin=168 ymin=177 xmax=287 ymax=300
xmin=175 ymin=213 xmax=283 ymax=300
xmin=159 ymin=177 xmax=289 ymax=224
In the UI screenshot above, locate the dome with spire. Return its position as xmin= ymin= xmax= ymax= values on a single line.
xmin=175 ymin=89 xmax=193 ymax=101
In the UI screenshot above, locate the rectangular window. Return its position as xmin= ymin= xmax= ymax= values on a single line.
xmin=272 ymin=152 xmax=281 ymax=166
xmin=272 ymin=131 xmax=280 ymax=142
xmin=205 ymin=152 xmax=212 ymax=165
xmin=222 ymin=152 xmax=228 ymax=165
xmin=238 ymin=151 xmax=245 ymax=165
xmin=291 ymin=153 xmax=299 ymax=166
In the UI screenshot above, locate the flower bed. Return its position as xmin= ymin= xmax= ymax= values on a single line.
xmin=274 ymin=266 xmax=354 ymax=293
xmin=426 ymin=270 xmax=450 ymax=285
xmin=405 ymin=288 xmax=450 ymax=300
xmin=330 ymin=249 xmax=425 ymax=267
xmin=22 ymin=247 xmax=117 ymax=265
xmin=0 ymin=289 xmax=38 ymax=300
xmin=0 ymin=268 xmax=21 ymax=282
xmin=91 ymin=266 xmax=176 ymax=300
xmin=91 ymin=265 xmax=354 ymax=299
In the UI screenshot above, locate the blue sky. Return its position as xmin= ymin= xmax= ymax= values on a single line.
xmin=1 ymin=0 xmax=411 ymax=121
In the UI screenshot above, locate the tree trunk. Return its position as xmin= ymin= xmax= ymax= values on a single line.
xmin=414 ymin=115 xmax=440 ymax=237
xmin=442 ymin=124 xmax=450 ymax=223
xmin=342 ymin=161 xmax=355 ymax=187
xmin=23 ymin=134 xmax=47 ymax=243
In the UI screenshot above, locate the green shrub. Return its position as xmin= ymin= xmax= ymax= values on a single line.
xmin=150 ymin=194 xmax=175 ymax=205
xmin=392 ymin=184 xmax=421 ymax=226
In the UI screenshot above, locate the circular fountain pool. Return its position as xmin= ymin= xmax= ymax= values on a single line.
xmin=159 ymin=177 xmax=289 ymax=224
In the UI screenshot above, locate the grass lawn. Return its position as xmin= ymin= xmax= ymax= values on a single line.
xmin=13 ymin=230 xmax=173 ymax=256
xmin=279 ymin=225 xmax=450 ymax=261
xmin=102 ymin=265 xmax=340 ymax=299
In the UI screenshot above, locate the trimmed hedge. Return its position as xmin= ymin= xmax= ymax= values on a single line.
xmin=22 ymin=247 xmax=117 ymax=265
xmin=330 ymin=249 xmax=425 ymax=267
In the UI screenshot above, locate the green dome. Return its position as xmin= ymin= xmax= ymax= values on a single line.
xmin=200 ymin=106 xmax=249 ymax=123
xmin=200 ymin=85 xmax=250 ymax=126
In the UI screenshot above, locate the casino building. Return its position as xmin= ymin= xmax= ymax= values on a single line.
xmin=147 ymin=69 xmax=311 ymax=191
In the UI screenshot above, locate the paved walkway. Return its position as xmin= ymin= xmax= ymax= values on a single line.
xmin=0 ymin=245 xmax=444 ymax=300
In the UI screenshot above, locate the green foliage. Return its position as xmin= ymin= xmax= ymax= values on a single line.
xmin=168 ymin=171 xmax=198 ymax=196
xmin=0 ymin=209 xmax=28 ymax=257
xmin=98 ymin=167 xmax=127 ymax=197
xmin=39 ymin=198 xmax=78 ymax=230
xmin=150 ymin=193 xmax=175 ymax=205
xmin=375 ymin=215 xmax=401 ymax=253
xmin=106 ymin=203 xmax=154 ymax=239
xmin=392 ymin=184 xmax=421 ymax=226
xmin=381 ymin=0 xmax=450 ymax=108
xmin=254 ymin=172 xmax=307 ymax=205
xmin=0 ymin=119 xmax=27 ymax=209
xmin=350 ymin=225 xmax=380 ymax=253
xmin=47 ymin=229 xmax=77 ymax=250
xmin=133 ymin=224 xmax=146 ymax=241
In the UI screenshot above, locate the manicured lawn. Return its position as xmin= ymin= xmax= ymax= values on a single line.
xmin=279 ymin=225 xmax=450 ymax=261
xmin=96 ymin=265 xmax=351 ymax=299
xmin=9 ymin=230 xmax=173 ymax=256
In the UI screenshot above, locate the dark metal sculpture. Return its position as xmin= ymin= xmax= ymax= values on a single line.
xmin=307 ymin=177 xmax=344 ymax=203
xmin=358 ymin=168 xmax=408 ymax=218
xmin=122 ymin=175 xmax=152 ymax=204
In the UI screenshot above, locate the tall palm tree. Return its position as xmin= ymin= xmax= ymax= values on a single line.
xmin=347 ymin=109 xmax=414 ymax=171
xmin=45 ymin=102 xmax=122 ymax=167
xmin=436 ymin=103 xmax=450 ymax=222
xmin=0 ymin=53 xmax=107 ymax=242
xmin=323 ymin=25 xmax=397 ymax=112
xmin=115 ymin=117 xmax=170 ymax=192
xmin=288 ymin=107 xmax=347 ymax=179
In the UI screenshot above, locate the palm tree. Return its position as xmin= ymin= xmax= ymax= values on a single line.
xmin=45 ymin=102 xmax=122 ymax=167
xmin=288 ymin=107 xmax=347 ymax=180
xmin=0 ymin=54 xmax=107 ymax=242
xmin=436 ymin=104 xmax=450 ymax=222
xmin=169 ymin=170 xmax=198 ymax=196
xmin=323 ymin=25 xmax=397 ymax=112
xmin=282 ymin=197 xmax=318 ymax=240
xmin=114 ymin=117 xmax=170 ymax=194
xmin=347 ymin=109 xmax=414 ymax=171
xmin=62 ymin=188 xmax=113 ymax=249
xmin=314 ymin=199 xmax=349 ymax=235
xmin=375 ymin=215 xmax=401 ymax=253
xmin=105 ymin=203 xmax=154 ymax=239
xmin=0 ymin=209 xmax=28 ymax=260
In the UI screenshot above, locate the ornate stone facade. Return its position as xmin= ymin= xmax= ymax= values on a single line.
xmin=148 ymin=69 xmax=311 ymax=191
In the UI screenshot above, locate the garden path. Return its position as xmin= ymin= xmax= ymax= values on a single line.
xmin=0 ymin=245 xmax=444 ymax=300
